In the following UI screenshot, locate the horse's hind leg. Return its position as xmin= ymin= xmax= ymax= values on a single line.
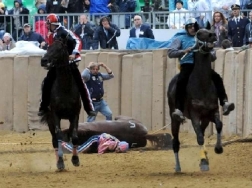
xmin=69 ymin=116 xmax=80 ymax=167
xmin=213 ymin=112 xmax=223 ymax=154
xmin=171 ymin=118 xmax=182 ymax=172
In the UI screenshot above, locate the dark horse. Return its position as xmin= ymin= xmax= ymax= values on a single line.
xmin=40 ymin=39 xmax=81 ymax=170
xmin=168 ymin=22 xmax=223 ymax=172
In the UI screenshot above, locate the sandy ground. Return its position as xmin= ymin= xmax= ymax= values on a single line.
xmin=0 ymin=130 xmax=252 ymax=188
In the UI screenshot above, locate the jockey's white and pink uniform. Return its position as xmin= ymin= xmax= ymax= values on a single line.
xmin=62 ymin=133 xmax=129 ymax=154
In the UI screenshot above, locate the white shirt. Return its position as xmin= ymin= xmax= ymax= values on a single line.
xmin=135 ymin=27 xmax=140 ymax=38
xmin=167 ymin=8 xmax=189 ymax=29
xmin=188 ymin=0 xmax=211 ymax=22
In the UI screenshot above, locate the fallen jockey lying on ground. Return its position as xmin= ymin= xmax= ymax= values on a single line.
xmin=62 ymin=133 xmax=129 ymax=154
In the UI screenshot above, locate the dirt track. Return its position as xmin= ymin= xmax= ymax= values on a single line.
xmin=0 ymin=131 xmax=251 ymax=188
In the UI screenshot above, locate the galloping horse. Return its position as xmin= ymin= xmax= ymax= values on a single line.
xmin=168 ymin=22 xmax=223 ymax=172
xmin=40 ymin=39 xmax=81 ymax=170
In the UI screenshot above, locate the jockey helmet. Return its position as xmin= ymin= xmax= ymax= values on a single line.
xmin=117 ymin=141 xmax=129 ymax=153
xmin=185 ymin=18 xmax=196 ymax=28
xmin=46 ymin=13 xmax=60 ymax=25
xmin=185 ymin=18 xmax=196 ymax=35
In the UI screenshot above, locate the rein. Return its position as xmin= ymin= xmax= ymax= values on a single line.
xmin=180 ymin=30 xmax=215 ymax=60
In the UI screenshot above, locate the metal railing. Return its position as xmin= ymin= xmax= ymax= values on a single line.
xmin=1 ymin=9 xmax=252 ymax=41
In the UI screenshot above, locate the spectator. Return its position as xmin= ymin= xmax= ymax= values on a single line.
xmin=19 ymin=23 xmax=46 ymax=49
xmin=83 ymin=0 xmax=91 ymax=13
xmin=73 ymin=14 xmax=98 ymax=50
xmin=188 ymin=0 xmax=211 ymax=28
xmin=63 ymin=0 xmax=87 ymax=30
xmin=244 ymin=11 xmax=252 ymax=45
xmin=94 ymin=16 xmax=120 ymax=49
xmin=221 ymin=39 xmax=234 ymax=50
xmin=0 ymin=2 xmax=7 ymax=39
xmin=169 ymin=0 xmax=188 ymax=11
xmin=228 ymin=4 xmax=249 ymax=47
xmin=211 ymin=11 xmax=228 ymax=47
xmin=81 ymin=62 xmax=114 ymax=122
xmin=167 ymin=0 xmax=189 ymax=29
xmin=129 ymin=15 xmax=154 ymax=39
xmin=35 ymin=0 xmax=47 ymax=9
xmin=141 ymin=0 xmax=163 ymax=23
xmin=35 ymin=4 xmax=49 ymax=43
xmin=89 ymin=0 xmax=113 ymax=14
xmin=240 ymin=0 xmax=250 ymax=17
xmin=8 ymin=0 xmax=30 ymax=41
xmin=116 ymin=0 xmax=137 ymax=29
xmin=211 ymin=0 xmax=237 ymax=19
xmin=46 ymin=0 xmax=65 ymax=14
xmin=0 ymin=32 xmax=16 ymax=51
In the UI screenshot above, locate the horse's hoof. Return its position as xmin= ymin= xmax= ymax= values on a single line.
xmin=57 ymin=157 xmax=65 ymax=170
xmin=200 ymin=159 xmax=209 ymax=171
xmin=71 ymin=155 xmax=80 ymax=167
xmin=214 ymin=146 xmax=223 ymax=154
xmin=174 ymin=167 xmax=181 ymax=173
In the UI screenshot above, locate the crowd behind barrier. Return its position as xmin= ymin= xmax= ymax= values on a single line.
xmin=2 ymin=9 xmax=252 ymax=44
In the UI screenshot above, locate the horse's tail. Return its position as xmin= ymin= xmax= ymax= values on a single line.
xmin=40 ymin=110 xmax=52 ymax=125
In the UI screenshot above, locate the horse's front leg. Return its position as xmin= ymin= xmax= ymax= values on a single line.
xmin=53 ymin=115 xmax=65 ymax=170
xmin=213 ymin=112 xmax=223 ymax=154
xmin=171 ymin=118 xmax=182 ymax=172
xmin=191 ymin=113 xmax=209 ymax=171
xmin=69 ymin=116 xmax=80 ymax=167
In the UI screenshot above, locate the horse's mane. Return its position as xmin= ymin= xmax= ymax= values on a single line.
xmin=48 ymin=39 xmax=69 ymax=67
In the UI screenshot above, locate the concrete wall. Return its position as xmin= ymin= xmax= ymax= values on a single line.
xmin=0 ymin=49 xmax=251 ymax=137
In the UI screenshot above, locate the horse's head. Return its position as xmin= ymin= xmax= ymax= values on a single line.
xmin=41 ymin=38 xmax=69 ymax=69
xmin=193 ymin=21 xmax=217 ymax=53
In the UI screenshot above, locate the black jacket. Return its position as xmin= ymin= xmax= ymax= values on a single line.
xmin=94 ymin=23 xmax=120 ymax=49
xmin=46 ymin=0 xmax=65 ymax=13
xmin=74 ymin=21 xmax=95 ymax=39
xmin=53 ymin=25 xmax=82 ymax=56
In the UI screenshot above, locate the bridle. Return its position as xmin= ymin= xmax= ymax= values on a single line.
xmin=192 ymin=29 xmax=216 ymax=54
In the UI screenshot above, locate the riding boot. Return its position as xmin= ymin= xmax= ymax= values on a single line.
xmin=38 ymin=68 xmax=56 ymax=116
xmin=172 ymin=109 xmax=185 ymax=122
xmin=211 ymin=70 xmax=235 ymax=115
xmin=222 ymin=100 xmax=235 ymax=116
xmin=70 ymin=64 xmax=96 ymax=116
xmin=172 ymin=64 xmax=194 ymax=122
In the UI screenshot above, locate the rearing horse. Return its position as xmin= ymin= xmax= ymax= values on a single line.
xmin=168 ymin=23 xmax=223 ymax=172
xmin=40 ymin=39 xmax=81 ymax=170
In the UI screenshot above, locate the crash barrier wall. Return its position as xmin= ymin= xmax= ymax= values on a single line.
xmin=0 ymin=49 xmax=251 ymax=137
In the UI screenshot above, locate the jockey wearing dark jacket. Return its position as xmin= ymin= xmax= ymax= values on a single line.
xmin=168 ymin=18 xmax=235 ymax=122
xmin=38 ymin=13 xmax=96 ymax=117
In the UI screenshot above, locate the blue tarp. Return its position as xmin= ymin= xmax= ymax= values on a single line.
xmin=126 ymin=31 xmax=187 ymax=50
